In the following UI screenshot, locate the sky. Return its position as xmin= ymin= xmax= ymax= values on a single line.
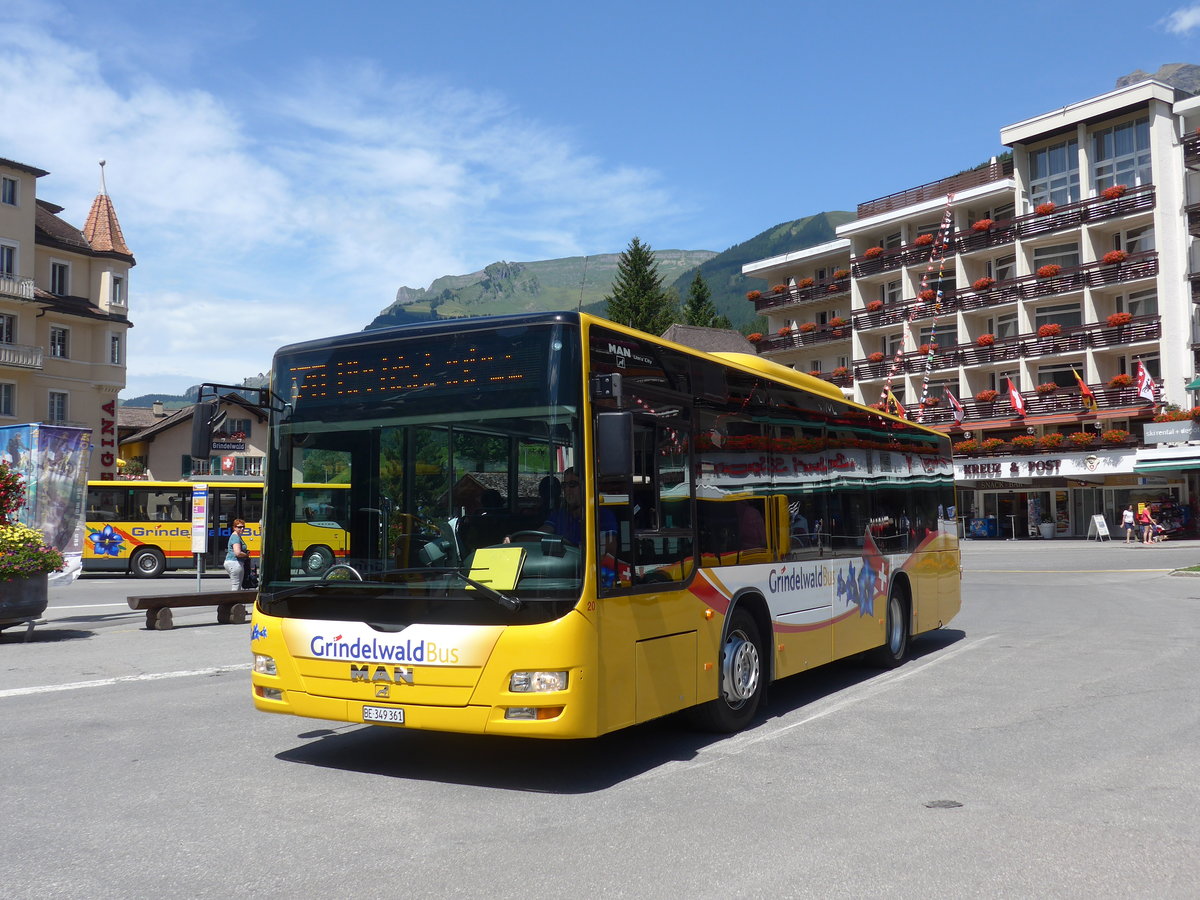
xmin=4 ymin=0 xmax=1200 ymax=399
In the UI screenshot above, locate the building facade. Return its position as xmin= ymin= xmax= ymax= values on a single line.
xmin=744 ymin=80 xmax=1200 ymax=538
xmin=0 ymin=158 xmax=134 ymax=480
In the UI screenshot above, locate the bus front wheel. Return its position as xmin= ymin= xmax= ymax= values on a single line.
xmin=688 ymin=608 xmax=764 ymax=733
xmin=302 ymin=546 xmax=333 ymax=575
xmin=131 ymin=548 xmax=165 ymax=578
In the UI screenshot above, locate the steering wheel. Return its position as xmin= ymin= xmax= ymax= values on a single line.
xmin=321 ymin=563 xmax=364 ymax=582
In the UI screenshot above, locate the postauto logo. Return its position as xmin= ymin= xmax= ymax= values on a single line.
xmin=768 ymin=563 xmax=836 ymax=595
xmin=309 ymin=633 xmax=460 ymax=665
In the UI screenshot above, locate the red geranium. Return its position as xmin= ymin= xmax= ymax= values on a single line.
xmin=868 ymin=351 xmax=885 ymax=362
xmin=1036 ymin=264 xmax=1062 ymax=279
xmin=746 ymin=290 xmax=761 ymax=301
xmin=1102 ymin=250 xmax=1128 ymax=265
xmin=918 ymin=289 xmax=937 ymax=302
xmin=914 ymin=233 xmax=934 ymax=246
xmin=866 ymin=300 xmax=884 ymax=312
xmin=863 ymin=246 xmax=884 ymax=259
xmin=1035 ymin=202 xmax=1057 ymax=215
xmin=1107 ymin=312 xmax=1133 ymax=327
xmin=1038 ymin=323 xmax=1062 ymax=338
xmin=1101 ymin=184 xmax=1128 ymax=200
xmin=975 ymin=333 xmax=995 ymax=347
xmin=971 ymin=218 xmax=994 ymax=233
xmin=972 ymin=276 xmax=995 ymax=291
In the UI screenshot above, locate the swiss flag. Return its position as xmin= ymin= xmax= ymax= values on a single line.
xmin=221 ymin=456 xmax=236 ymax=474
xmin=1007 ymin=377 xmax=1026 ymax=417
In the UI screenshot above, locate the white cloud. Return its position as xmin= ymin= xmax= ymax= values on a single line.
xmin=1163 ymin=4 xmax=1200 ymax=33
xmin=1 ymin=13 xmax=677 ymax=397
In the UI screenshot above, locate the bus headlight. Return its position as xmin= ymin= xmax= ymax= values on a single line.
xmin=253 ymin=654 xmax=277 ymax=676
xmin=509 ymin=670 xmax=568 ymax=692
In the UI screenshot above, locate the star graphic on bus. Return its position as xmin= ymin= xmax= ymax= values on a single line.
xmin=88 ymin=524 xmax=124 ymax=557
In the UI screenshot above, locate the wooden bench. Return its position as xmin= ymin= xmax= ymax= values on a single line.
xmin=127 ymin=591 xmax=252 ymax=630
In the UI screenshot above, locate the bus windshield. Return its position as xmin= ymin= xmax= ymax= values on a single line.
xmin=260 ymin=318 xmax=584 ymax=624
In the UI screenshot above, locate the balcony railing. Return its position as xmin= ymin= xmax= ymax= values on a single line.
xmin=907 ymin=383 xmax=1153 ymax=428
xmin=1007 ymin=184 xmax=1155 ymax=241
xmin=1188 ymin=201 xmax=1200 ymax=238
xmin=857 ymin=158 xmax=1014 ymax=218
xmin=751 ymin=276 xmax=850 ymax=314
xmin=0 ymin=273 xmax=35 ymax=300
xmin=754 ymin=323 xmax=850 ymax=353
xmin=851 ymin=243 xmax=939 ymax=278
xmin=1185 ymin=131 xmax=1200 ymax=170
xmin=947 ymin=436 xmax=1140 ymax=457
xmin=0 ymin=341 xmax=44 ymax=370
xmin=851 ymin=316 xmax=1160 ymax=380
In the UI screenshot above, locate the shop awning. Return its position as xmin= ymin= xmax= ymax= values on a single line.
xmin=1133 ymin=459 xmax=1200 ymax=473
xmin=1186 ymin=376 xmax=1200 ymax=391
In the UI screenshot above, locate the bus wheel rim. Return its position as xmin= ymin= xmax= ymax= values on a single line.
xmin=722 ymin=630 xmax=760 ymax=707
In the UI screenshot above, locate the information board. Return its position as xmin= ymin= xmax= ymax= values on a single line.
xmin=1087 ymin=514 xmax=1110 ymax=541
xmin=191 ymin=483 xmax=209 ymax=554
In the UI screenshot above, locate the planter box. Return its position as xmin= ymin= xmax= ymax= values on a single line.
xmin=0 ymin=574 xmax=49 ymax=626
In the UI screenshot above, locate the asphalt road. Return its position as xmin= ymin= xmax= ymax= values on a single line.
xmin=2 ymin=540 xmax=1198 ymax=898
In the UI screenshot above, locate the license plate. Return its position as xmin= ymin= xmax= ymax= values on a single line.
xmin=362 ymin=705 xmax=405 ymax=724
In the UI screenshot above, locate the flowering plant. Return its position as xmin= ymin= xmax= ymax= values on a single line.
xmin=1036 ymin=382 xmax=1059 ymax=394
xmin=1153 ymin=408 xmax=1200 ymax=422
xmin=952 ymin=439 xmax=980 ymax=454
xmin=975 ymin=333 xmax=996 ymax=347
xmin=863 ymin=246 xmax=884 ymax=259
xmin=1102 ymin=429 xmax=1130 ymax=443
xmin=980 ymin=438 xmax=1006 ymax=452
xmin=975 ymin=389 xmax=998 ymax=403
xmin=0 ymin=462 xmax=65 ymax=580
xmin=799 ymin=322 xmax=817 ymax=333
xmin=747 ymin=332 xmax=762 ymax=342
xmin=777 ymin=326 xmax=792 ymax=336
xmin=829 ymin=317 xmax=848 ymax=328
xmin=922 ymin=396 xmax=941 ymax=407
xmin=918 ymin=343 xmax=938 ymax=355
xmin=1035 ymin=202 xmax=1057 ymax=215
xmin=1038 ymin=323 xmax=1062 ymax=337
xmin=745 ymin=290 xmax=762 ymax=301
xmin=866 ymin=300 xmax=884 ymax=312
xmin=831 ymin=366 xmax=849 ymax=377
xmin=1036 ymin=264 xmax=1062 ymax=279
xmin=1067 ymin=431 xmax=1095 ymax=447
xmin=770 ymin=285 xmax=788 ymax=295
xmin=1102 ymin=250 xmax=1128 ymax=265
xmin=1040 ymin=432 xmax=1064 ymax=448
xmin=832 ymin=269 xmax=850 ymax=279
xmin=1106 ymin=312 xmax=1133 ymax=327
xmin=868 ymin=351 xmax=885 ymax=362
xmin=797 ymin=277 xmax=815 ymax=288
xmin=808 ymin=369 xmax=822 ymax=377
xmin=971 ymin=218 xmax=994 ymax=233
xmin=827 ymin=284 xmax=841 ymax=293
xmin=1101 ymin=184 xmax=1128 ymax=200
xmin=1010 ymin=435 xmax=1037 ymax=452
xmin=913 ymin=233 xmax=934 ymax=246
xmin=918 ymin=289 xmax=936 ymax=301
xmin=1108 ymin=373 xmax=1132 ymax=388
xmin=972 ymin=276 xmax=995 ymax=291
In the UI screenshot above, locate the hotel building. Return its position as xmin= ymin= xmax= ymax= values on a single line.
xmin=743 ymin=80 xmax=1200 ymax=538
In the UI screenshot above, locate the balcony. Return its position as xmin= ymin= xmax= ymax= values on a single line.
xmin=750 ymin=275 xmax=850 ymax=314
xmin=1012 ymin=184 xmax=1155 ymax=241
xmin=851 ymin=243 xmax=938 ymax=278
xmin=1185 ymin=131 xmax=1200 ymax=170
xmin=0 ymin=341 xmax=45 ymax=370
xmin=911 ymin=383 xmax=1153 ymax=428
xmin=754 ymin=323 xmax=850 ymax=354
xmin=857 ymin=158 xmax=1014 ymax=219
xmin=1188 ymin=201 xmax=1200 ymax=238
xmin=0 ymin=273 xmax=35 ymax=300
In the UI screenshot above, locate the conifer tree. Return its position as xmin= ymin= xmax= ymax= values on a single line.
xmin=680 ymin=272 xmax=731 ymax=329
xmin=603 ymin=237 xmax=677 ymax=335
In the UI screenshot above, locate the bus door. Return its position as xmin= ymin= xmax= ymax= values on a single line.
xmin=207 ymin=487 xmax=241 ymax=566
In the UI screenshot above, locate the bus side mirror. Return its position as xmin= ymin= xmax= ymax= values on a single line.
xmin=190 ymin=401 xmax=223 ymax=460
xmin=595 ymin=412 xmax=632 ymax=478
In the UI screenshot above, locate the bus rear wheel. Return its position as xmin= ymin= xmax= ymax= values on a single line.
xmin=869 ymin=586 xmax=910 ymax=669
xmin=302 ymin=546 xmax=333 ymax=575
xmin=688 ymin=608 xmax=764 ymax=733
xmin=131 ymin=548 xmax=165 ymax=579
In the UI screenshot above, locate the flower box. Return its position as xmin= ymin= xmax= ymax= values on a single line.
xmin=918 ymin=343 xmax=938 ymax=355
xmin=980 ymin=438 xmax=1005 ymax=452
xmin=868 ymin=351 xmax=885 ymax=363
xmin=971 ymin=218 xmax=994 ymax=233
xmin=828 ymin=317 xmax=847 ymax=328
xmin=863 ymin=247 xmax=884 ymax=259
xmin=1035 ymin=202 xmax=1057 ymax=215
xmin=1040 ymin=433 xmax=1064 ymax=448
xmin=746 ymin=290 xmax=761 ymax=301
xmin=866 ymin=300 xmax=884 ymax=312
xmin=799 ymin=322 xmax=817 ymax=333
xmin=952 ymin=439 xmax=980 ymax=454
xmin=1102 ymin=429 xmax=1130 ymax=444
xmin=1108 ymin=373 xmax=1132 ymax=388
xmin=1101 ymin=184 xmax=1128 ymax=200
xmin=1036 ymin=382 xmax=1059 ymax=394
xmin=771 ymin=284 xmax=788 ymax=295
xmin=918 ymin=289 xmax=936 ymax=302
xmin=1038 ymin=323 xmax=1062 ymax=338
xmin=1067 ymin=432 xmax=1096 ymax=447
xmin=913 ymin=233 xmax=934 ymax=246
xmin=1010 ymin=435 xmax=1037 ymax=452
xmin=975 ymin=333 xmax=996 ymax=347
xmin=1036 ymin=264 xmax=1062 ymax=279
xmin=1101 ymin=250 xmax=1128 ymax=265
xmin=0 ymin=461 xmax=65 ymax=582
xmin=1107 ymin=312 xmax=1133 ymax=327
xmin=827 ymin=284 xmax=841 ymax=293
xmin=975 ymin=389 xmax=998 ymax=403
xmin=831 ymin=366 xmax=849 ymax=377
xmin=797 ymin=277 xmax=815 ymax=288
xmin=832 ymin=269 xmax=850 ymax=279
xmin=747 ymin=332 xmax=762 ymax=342
xmin=777 ymin=326 xmax=791 ymax=336
xmin=808 ymin=370 xmax=822 ymax=377
xmin=922 ymin=397 xmax=941 ymax=407
xmin=972 ymin=276 xmax=995 ymax=291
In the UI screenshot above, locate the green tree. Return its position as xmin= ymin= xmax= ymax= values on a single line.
xmin=603 ymin=236 xmax=677 ymax=335
xmin=680 ymin=272 xmax=731 ymax=329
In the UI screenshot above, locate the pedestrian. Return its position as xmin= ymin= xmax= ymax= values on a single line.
xmin=1138 ymin=507 xmax=1155 ymax=545
xmin=224 ymin=518 xmax=250 ymax=590
xmin=1121 ymin=504 xmax=1136 ymax=544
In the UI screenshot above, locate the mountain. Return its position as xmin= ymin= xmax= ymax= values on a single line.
xmin=668 ymin=211 xmax=855 ymax=328
xmin=367 ymin=250 xmax=717 ymax=330
xmin=1116 ymin=63 xmax=1200 ymax=94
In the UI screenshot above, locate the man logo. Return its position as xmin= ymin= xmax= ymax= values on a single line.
xmin=375 ymin=684 xmax=390 ymax=699
xmin=350 ymin=664 xmax=414 ymax=686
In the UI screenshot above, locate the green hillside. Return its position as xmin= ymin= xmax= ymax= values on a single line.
xmin=670 ymin=211 xmax=856 ymax=328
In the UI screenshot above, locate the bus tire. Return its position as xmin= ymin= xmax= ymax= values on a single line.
xmin=131 ymin=548 xmax=166 ymax=579
xmin=869 ymin=583 xmax=910 ymax=669
xmin=688 ymin=607 xmax=764 ymax=733
xmin=302 ymin=545 xmax=333 ymax=575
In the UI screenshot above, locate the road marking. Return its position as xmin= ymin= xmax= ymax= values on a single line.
xmin=636 ymin=635 xmax=996 ymax=780
xmin=970 ymin=569 xmax=1171 ymax=573
xmin=0 ymin=664 xmax=251 ymax=700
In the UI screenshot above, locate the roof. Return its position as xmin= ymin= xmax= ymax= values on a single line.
xmin=121 ymin=393 xmax=267 ymax=445
xmin=83 ymin=192 xmax=133 ymax=258
xmin=0 ymin=157 xmax=49 ymax=178
xmin=30 ymin=287 xmax=130 ymax=323
xmin=660 ymin=324 xmax=756 ymax=354
xmin=119 ymin=406 xmax=168 ymax=432
xmin=36 ymin=197 xmax=136 ymax=264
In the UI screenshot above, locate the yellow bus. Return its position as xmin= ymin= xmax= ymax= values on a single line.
xmin=83 ymin=480 xmax=348 ymax=577
xmin=247 ymin=312 xmax=959 ymax=738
